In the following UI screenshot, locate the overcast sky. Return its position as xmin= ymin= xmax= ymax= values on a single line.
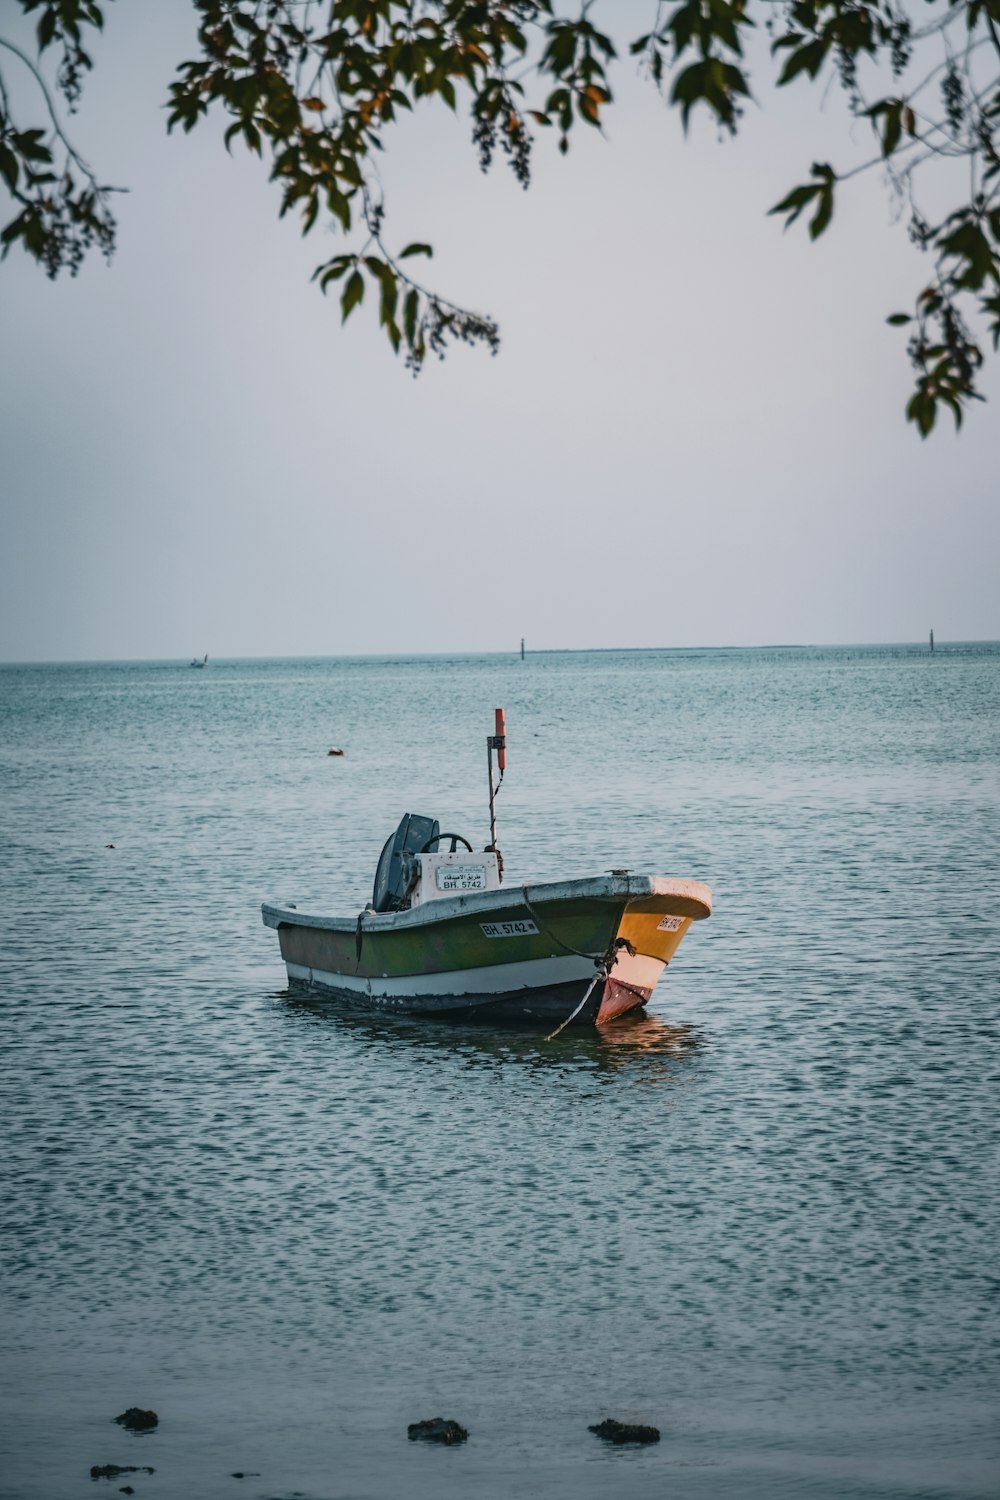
xmin=1 ymin=0 xmax=996 ymax=662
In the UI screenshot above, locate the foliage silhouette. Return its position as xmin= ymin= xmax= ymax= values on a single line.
xmin=2 ymin=1 xmax=999 ymax=432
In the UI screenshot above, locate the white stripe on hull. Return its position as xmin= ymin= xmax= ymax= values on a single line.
xmin=286 ymin=951 xmax=595 ymax=999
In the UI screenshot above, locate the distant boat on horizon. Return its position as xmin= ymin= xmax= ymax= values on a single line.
xmin=190 ymin=653 xmax=208 ymax=668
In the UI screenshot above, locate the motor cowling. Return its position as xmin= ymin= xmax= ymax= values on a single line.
xmin=371 ymin=813 xmax=439 ymax=912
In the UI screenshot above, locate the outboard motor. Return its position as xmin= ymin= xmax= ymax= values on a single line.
xmin=371 ymin=814 xmax=439 ymax=913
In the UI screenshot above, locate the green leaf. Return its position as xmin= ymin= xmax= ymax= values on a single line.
xmin=668 ymin=4 xmax=701 ymax=59
xmin=882 ymin=102 xmax=902 ymax=159
xmin=341 ymin=269 xmax=365 ymax=323
xmin=769 ymin=183 xmax=820 ymax=226
xmin=670 ymin=61 xmax=711 ymax=131
xmin=865 ymin=99 xmax=904 ymax=158
xmin=769 ymin=165 xmax=836 ymax=237
xmin=14 ymin=130 xmax=51 ymax=164
xmin=364 ymin=255 xmax=392 ymax=282
xmin=941 ymin=392 xmax=963 ymax=430
xmin=315 ymin=257 xmax=352 ymax=290
xmin=937 ymin=221 xmax=998 ymax=291
xmin=380 ymin=273 xmax=398 ymax=327
xmin=0 ymin=145 xmax=19 ymax=192
xmin=809 ymin=180 xmax=834 ymax=239
xmin=777 ymin=38 xmax=829 ymax=86
xmin=886 ymin=313 xmax=911 ymax=326
xmin=670 ymin=56 xmax=748 ymax=131
xmin=906 ymin=389 xmax=936 ymax=437
xmin=37 ymin=7 xmax=57 ymax=49
xmin=0 ymin=211 xmax=28 ymax=249
xmin=327 ymin=188 xmax=351 ymax=233
xmin=403 ymin=287 xmax=419 ymax=345
xmin=399 ymin=243 xmax=433 ymax=259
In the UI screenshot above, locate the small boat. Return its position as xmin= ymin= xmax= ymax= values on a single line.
xmin=262 ymin=711 xmax=712 ymax=1030
xmin=190 ymin=653 xmax=208 ymax=668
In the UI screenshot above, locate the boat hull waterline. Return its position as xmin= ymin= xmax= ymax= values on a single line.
xmin=262 ymin=874 xmax=712 ymax=1027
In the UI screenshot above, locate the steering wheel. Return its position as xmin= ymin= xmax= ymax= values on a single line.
xmin=420 ymin=832 xmax=474 ymax=853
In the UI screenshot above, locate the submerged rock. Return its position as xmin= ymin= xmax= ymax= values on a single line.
xmin=89 ymin=1464 xmax=155 ymax=1479
xmin=114 ymin=1408 xmax=158 ymax=1431
xmin=119 ymin=1489 xmax=134 ymax=1496
xmin=588 ymin=1418 xmax=660 ymax=1445
xmin=230 ymin=1474 xmax=261 ymax=1479
xmin=407 ymin=1417 xmax=468 ymax=1445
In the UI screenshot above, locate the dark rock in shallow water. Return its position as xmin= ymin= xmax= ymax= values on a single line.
xmin=407 ymin=1417 xmax=468 ymax=1445
xmin=114 ymin=1408 xmax=158 ymax=1431
xmin=231 ymin=1473 xmax=261 ymax=1479
xmin=90 ymin=1464 xmax=155 ymax=1479
xmin=119 ymin=1489 xmax=134 ymax=1495
xmin=588 ymin=1418 xmax=660 ymax=1445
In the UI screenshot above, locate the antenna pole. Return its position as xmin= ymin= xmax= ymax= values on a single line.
xmin=487 ymin=707 xmax=506 ymax=880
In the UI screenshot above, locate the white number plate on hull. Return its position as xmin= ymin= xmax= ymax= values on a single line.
xmin=480 ymin=920 xmax=539 ymax=938
xmin=436 ymin=864 xmax=488 ymax=891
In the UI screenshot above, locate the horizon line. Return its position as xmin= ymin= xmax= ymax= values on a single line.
xmin=3 ymin=638 xmax=998 ymax=668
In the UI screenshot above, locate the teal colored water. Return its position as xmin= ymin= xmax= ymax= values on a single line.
xmin=0 ymin=646 xmax=998 ymax=1500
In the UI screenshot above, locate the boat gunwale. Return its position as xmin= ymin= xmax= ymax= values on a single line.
xmin=262 ymin=874 xmax=712 ymax=935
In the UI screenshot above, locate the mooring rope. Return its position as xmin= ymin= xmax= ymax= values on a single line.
xmin=520 ymin=887 xmax=603 ymax=963
xmin=544 ymin=968 xmax=605 ymax=1042
xmin=520 ymin=886 xmax=637 ymax=1040
xmin=541 ymin=932 xmax=637 ymax=1042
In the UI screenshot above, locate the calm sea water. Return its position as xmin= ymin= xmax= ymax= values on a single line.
xmin=1 ymin=646 xmax=998 ymax=1500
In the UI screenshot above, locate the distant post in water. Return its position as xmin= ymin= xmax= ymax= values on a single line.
xmin=520 ymin=637 xmax=525 ymax=660
xmin=930 ymin=628 xmax=935 ymax=653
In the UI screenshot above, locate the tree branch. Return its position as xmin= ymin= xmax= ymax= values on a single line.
xmin=0 ymin=35 xmax=96 ymax=181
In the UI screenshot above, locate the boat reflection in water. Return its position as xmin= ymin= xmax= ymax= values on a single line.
xmin=276 ymin=986 xmax=705 ymax=1081
xmin=591 ymin=1008 xmax=703 ymax=1066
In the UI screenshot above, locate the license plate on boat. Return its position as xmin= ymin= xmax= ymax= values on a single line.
xmin=657 ymin=915 xmax=685 ymax=931
xmin=480 ymin=920 xmax=539 ymax=938
xmin=436 ymin=864 xmax=488 ymax=891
